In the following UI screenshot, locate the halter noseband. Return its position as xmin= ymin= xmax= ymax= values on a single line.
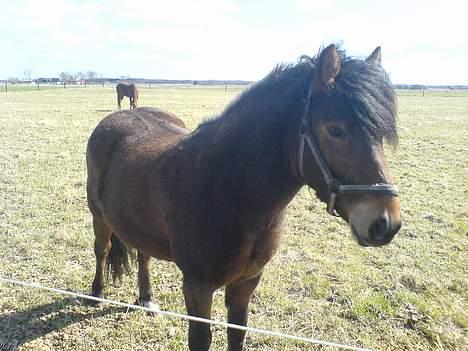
xmin=297 ymin=83 xmax=398 ymax=216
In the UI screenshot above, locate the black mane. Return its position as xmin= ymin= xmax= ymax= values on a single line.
xmin=191 ymin=47 xmax=397 ymax=149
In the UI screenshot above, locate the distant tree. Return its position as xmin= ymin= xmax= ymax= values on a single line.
xmin=24 ymin=69 xmax=32 ymax=81
xmin=86 ymin=71 xmax=99 ymax=80
xmin=8 ymin=77 xmax=19 ymax=83
xmin=409 ymin=84 xmax=425 ymax=91
xmin=59 ymin=71 xmax=74 ymax=82
xmin=75 ymin=72 xmax=85 ymax=81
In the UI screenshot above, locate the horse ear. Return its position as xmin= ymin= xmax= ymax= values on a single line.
xmin=366 ymin=46 xmax=382 ymax=65
xmin=312 ymin=44 xmax=341 ymax=93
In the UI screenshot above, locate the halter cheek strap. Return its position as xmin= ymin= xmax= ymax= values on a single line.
xmin=297 ymin=89 xmax=398 ymax=216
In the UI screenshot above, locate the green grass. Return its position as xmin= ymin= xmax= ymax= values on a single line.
xmin=0 ymin=87 xmax=466 ymax=351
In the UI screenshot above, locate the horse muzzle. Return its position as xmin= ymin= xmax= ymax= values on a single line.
xmin=348 ymin=195 xmax=402 ymax=247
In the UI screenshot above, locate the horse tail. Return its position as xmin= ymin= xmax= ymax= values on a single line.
xmin=106 ymin=234 xmax=136 ymax=283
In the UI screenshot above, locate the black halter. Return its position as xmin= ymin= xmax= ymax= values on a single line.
xmin=297 ymin=82 xmax=399 ymax=216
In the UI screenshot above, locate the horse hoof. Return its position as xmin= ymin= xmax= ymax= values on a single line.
xmin=138 ymin=299 xmax=160 ymax=313
xmin=82 ymin=291 xmax=104 ymax=307
xmin=84 ymin=294 xmax=103 ymax=307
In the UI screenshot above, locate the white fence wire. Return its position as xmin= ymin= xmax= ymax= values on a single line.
xmin=0 ymin=276 xmax=372 ymax=351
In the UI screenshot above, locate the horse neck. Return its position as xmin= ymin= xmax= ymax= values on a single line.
xmin=186 ymin=88 xmax=304 ymax=223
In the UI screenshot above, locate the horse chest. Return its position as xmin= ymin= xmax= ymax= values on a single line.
xmin=228 ymin=226 xmax=283 ymax=283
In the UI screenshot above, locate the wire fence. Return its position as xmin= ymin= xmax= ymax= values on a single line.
xmin=1 ymin=80 xmax=251 ymax=93
xmin=4 ymin=81 xmax=466 ymax=96
xmin=0 ymin=276 xmax=372 ymax=351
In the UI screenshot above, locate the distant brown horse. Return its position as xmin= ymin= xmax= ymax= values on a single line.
xmin=116 ymin=83 xmax=139 ymax=109
xmin=86 ymin=45 xmax=401 ymax=351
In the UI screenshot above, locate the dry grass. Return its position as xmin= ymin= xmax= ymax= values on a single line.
xmin=0 ymin=86 xmax=466 ymax=350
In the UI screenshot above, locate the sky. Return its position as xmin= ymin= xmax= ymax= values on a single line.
xmin=1 ymin=0 xmax=466 ymax=85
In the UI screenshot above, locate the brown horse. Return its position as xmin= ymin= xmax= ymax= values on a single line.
xmin=116 ymin=82 xmax=139 ymax=109
xmin=86 ymin=45 xmax=401 ymax=351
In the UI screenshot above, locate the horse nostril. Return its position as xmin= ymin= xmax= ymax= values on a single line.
xmin=369 ymin=216 xmax=390 ymax=241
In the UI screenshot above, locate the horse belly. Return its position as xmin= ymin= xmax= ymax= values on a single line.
xmin=103 ymin=188 xmax=174 ymax=261
xmin=114 ymin=225 xmax=173 ymax=261
xmin=98 ymin=156 xmax=174 ymax=261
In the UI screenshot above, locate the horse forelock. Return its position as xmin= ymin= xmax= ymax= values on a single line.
xmin=333 ymin=54 xmax=398 ymax=146
xmin=262 ymin=48 xmax=398 ymax=146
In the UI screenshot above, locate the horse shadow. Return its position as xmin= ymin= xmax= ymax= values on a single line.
xmin=0 ymin=297 xmax=126 ymax=350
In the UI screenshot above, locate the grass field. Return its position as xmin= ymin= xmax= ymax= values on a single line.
xmin=0 ymin=86 xmax=466 ymax=351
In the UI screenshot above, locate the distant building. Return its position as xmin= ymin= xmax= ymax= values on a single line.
xmin=35 ymin=77 xmax=61 ymax=84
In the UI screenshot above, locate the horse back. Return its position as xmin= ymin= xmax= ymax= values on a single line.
xmin=86 ymin=107 xmax=188 ymax=259
xmin=87 ymin=107 xmax=186 ymax=171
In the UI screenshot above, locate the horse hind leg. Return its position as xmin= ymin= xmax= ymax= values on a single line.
xmin=137 ymin=251 xmax=159 ymax=310
xmin=117 ymin=95 xmax=122 ymax=110
xmin=88 ymin=217 xmax=112 ymax=305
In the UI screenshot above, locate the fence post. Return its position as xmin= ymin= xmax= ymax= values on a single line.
xmin=85 ymin=80 xmax=87 ymax=88
xmin=37 ymin=81 xmax=40 ymax=91
xmin=224 ymin=85 xmax=227 ymax=92
xmin=148 ymin=83 xmax=151 ymax=89
xmin=5 ymin=81 xmax=7 ymax=93
xmin=63 ymin=82 xmax=66 ymax=89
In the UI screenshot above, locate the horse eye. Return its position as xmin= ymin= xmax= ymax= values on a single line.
xmin=327 ymin=125 xmax=347 ymax=139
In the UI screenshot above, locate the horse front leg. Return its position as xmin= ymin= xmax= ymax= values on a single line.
xmin=225 ymin=274 xmax=262 ymax=351
xmin=183 ymin=277 xmax=215 ymax=351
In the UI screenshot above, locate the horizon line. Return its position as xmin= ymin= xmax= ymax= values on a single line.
xmin=1 ymin=77 xmax=467 ymax=88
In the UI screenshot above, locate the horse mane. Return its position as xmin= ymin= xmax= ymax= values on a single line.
xmin=191 ymin=46 xmax=397 ymax=147
xmin=190 ymin=60 xmax=311 ymax=141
